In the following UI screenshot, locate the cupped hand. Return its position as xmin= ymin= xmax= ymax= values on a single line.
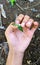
xmin=5 ymin=14 xmax=38 ymax=53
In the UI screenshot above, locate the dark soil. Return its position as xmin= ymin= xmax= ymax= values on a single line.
xmin=0 ymin=0 xmax=40 ymax=65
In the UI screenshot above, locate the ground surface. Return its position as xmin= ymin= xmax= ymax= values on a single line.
xmin=0 ymin=0 xmax=40 ymax=65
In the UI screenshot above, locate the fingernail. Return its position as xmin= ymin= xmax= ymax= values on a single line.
xmin=15 ymin=20 xmax=19 ymax=24
xmin=26 ymin=22 xmax=32 ymax=27
xmin=21 ymin=23 xmax=25 ymax=27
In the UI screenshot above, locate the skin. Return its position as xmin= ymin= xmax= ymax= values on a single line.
xmin=5 ymin=14 xmax=38 ymax=65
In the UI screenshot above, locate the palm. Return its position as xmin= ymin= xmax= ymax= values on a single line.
xmin=8 ymin=27 xmax=33 ymax=52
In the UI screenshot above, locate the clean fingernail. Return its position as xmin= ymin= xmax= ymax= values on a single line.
xmin=15 ymin=20 xmax=19 ymax=24
xmin=21 ymin=23 xmax=25 ymax=27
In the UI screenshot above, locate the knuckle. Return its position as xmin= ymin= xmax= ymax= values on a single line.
xmin=19 ymin=14 xmax=24 ymax=17
xmin=29 ymin=19 xmax=34 ymax=24
xmin=30 ymin=19 xmax=34 ymax=21
xmin=25 ymin=15 xmax=30 ymax=18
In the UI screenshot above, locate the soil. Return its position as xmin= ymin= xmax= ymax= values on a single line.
xmin=0 ymin=0 xmax=40 ymax=65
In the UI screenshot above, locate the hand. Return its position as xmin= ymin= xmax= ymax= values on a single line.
xmin=5 ymin=14 xmax=38 ymax=53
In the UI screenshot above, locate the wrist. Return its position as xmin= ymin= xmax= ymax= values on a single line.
xmin=9 ymin=47 xmax=24 ymax=55
xmin=13 ymin=51 xmax=24 ymax=65
xmin=9 ymin=50 xmax=24 ymax=65
xmin=9 ymin=49 xmax=24 ymax=59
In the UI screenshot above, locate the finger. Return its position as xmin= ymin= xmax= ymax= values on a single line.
xmin=31 ymin=21 xmax=39 ymax=34
xmin=26 ymin=19 xmax=34 ymax=28
xmin=21 ymin=15 xmax=30 ymax=27
xmin=15 ymin=14 xmax=24 ymax=24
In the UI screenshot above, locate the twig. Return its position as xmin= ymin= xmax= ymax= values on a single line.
xmin=16 ymin=3 xmax=25 ymax=12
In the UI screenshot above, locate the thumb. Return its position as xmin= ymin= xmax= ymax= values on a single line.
xmin=5 ymin=22 xmax=17 ymax=38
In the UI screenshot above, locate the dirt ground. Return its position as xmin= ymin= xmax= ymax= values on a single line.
xmin=0 ymin=0 xmax=40 ymax=65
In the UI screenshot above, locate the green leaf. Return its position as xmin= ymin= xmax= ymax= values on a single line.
xmin=18 ymin=25 xmax=23 ymax=32
xmin=10 ymin=0 xmax=16 ymax=6
xmin=12 ymin=23 xmax=23 ymax=32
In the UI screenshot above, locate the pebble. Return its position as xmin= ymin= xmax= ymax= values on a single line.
xmin=29 ymin=0 xmax=34 ymax=2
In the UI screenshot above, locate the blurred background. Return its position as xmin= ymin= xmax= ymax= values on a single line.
xmin=0 ymin=0 xmax=40 ymax=65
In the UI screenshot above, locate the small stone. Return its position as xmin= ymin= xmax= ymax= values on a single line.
xmin=38 ymin=28 xmax=40 ymax=30
xmin=36 ymin=14 xmax=40 ymax=18
xmin=29 ymin=0 xmax=34 ymax=2
xmin=27 ymin=60 xmax=31 ymax=64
